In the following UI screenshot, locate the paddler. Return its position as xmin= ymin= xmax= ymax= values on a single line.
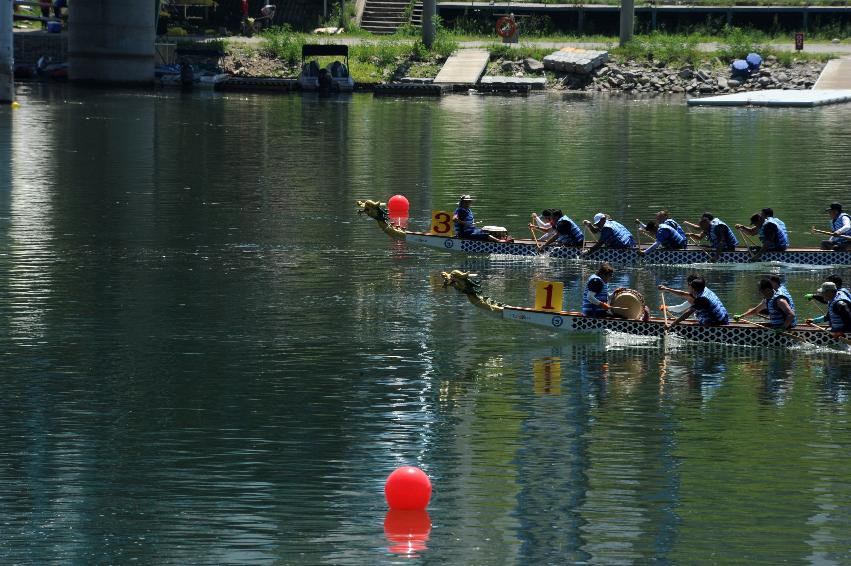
xmin=635 ymin=219 xmax=688 ymax=256
xmin=540 ymin=209 xmax=584 ymax=249
xmin=685 ymin=213 xmax=738 ymax=261
xmin=636 ymin=210 xmax=688 ymax=241
xmin=452 ymin=195 xmax=504 ymax=243
xmin=658 ymin=274 xmax=698 ymax=314
xmin=734 ymin=278 xmax=796 ymax=329
xmin=580 ymin=213 xmax=635 ymax=257
xmin=734 ymin=210 xmax=790 ymax=259
xmin=820 ymin=203 xmax=851 ymax=250
xmin=529 ymin=209 xmax=556 ymax=239
xmin=805 ymin=274 xmax=851 ymax=304
xmin=664 ymin=276 xmax=730 ymax=327
xmin=582 ymin=262 xmax=615 ymax=317
xmin=805 ymin=281 xmax=851 ymax=336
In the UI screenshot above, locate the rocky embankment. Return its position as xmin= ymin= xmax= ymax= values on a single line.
xmin=220 ymin=47 xmax=826 ymax=95
xmin=495 ymin=55 xmax=825 ymax=94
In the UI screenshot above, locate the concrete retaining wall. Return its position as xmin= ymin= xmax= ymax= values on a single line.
xmin=14 ymin=31 xmax=67 ymax=66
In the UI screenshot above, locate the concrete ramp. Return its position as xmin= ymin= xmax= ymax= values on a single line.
xmin=814 ymin=57 xmax=851 ymax=90
xmin=434 ymin=49 xmax=489 ymax=85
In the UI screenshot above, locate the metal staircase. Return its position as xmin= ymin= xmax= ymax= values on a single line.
xmin=360 ymin=0 xmax=422 ymax=35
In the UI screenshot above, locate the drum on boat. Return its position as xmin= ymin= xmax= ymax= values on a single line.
xmin=482 ymin=225 xmax=508 ymax=239
xmin=610 ymin=288 xmax=646 ymax=320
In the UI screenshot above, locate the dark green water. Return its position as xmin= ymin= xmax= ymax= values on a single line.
xmin=1 ymin=85 xmax=850 ymax=564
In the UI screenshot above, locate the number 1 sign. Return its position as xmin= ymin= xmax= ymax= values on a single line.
xmin=534 ymin=280 xmax=564 ymax=312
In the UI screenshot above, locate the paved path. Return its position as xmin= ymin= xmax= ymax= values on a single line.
xmin=433 ymin=48 xmax=489 ymax=84
xmin=814 ymin=56 xmax=851 ymax=89
xmin=219 ymin=34 xmax=851 ymax=54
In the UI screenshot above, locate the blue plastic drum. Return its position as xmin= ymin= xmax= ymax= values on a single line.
xmin=47 ymin=21 xmax=61 ymax=33
xmin=746 ymin=52 xmax=762 ymax=71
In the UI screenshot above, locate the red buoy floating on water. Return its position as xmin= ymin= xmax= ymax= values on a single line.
xmin=385 ymin=466 xmax=432 ymax=510
xmin=387 ymin=194 xmax=410 ymax=218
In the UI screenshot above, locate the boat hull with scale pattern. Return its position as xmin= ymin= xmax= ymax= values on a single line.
xmin=503 ymin=306 xmax=849 ymax=350
xmin=408 ymin=232 xmax=851 ymax=267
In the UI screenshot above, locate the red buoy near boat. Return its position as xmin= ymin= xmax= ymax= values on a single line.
xmin=385 ymin=466 xmax=431 ymax=510
xmin=387 ymin=194 xmax=410 ymax=218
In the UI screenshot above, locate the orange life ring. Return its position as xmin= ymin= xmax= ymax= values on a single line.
xmin=495 ymin=16 xmax=517 ymax=38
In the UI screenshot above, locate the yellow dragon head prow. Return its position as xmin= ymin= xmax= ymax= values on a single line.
xmin=440 ymin=270 xmax=504 ymax=313
xmin=356 ymin=199 xmax=406 ymax=240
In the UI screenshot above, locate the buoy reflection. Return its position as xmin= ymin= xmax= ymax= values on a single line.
xmin=384 ymin=509 xmax=431 ymax=556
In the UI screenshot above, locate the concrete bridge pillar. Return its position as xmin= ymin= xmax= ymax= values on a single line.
xmin=1 ymin=0 xmax=12 ymax=103
xmin=68 ymin=0 xmax=156 ymax=83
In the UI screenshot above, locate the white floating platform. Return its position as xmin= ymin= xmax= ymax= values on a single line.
xmin=687 ymin=89 xmax=851 ymax=107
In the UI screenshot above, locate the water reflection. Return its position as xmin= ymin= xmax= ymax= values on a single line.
xmin=4 ymin=86 xmax=851 ymax=563
xmin=383 ymin=509 xmax=431 ymax=556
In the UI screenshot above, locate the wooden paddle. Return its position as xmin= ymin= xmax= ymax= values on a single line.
xmin=803 ymin=322 xmax=851 ymax=345
xmin=736 ymin=318 xmax=811 ymax=344
xmin=686 ymin=234 xmax=713 ymax=259
xmin=811 ymin=226 xmax=851 ymax=241
xmin=530 ymin=225 xmax=541 ymax=251
xmin=735 ymin=226 xmax=760 ymax=260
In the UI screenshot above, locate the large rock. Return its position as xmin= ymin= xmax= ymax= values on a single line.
xmin=543 ymin=48 xmax=608 ymax=75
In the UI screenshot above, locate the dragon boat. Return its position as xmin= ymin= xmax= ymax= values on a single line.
xmin=357 ymin=200 xmax=851 ymax=268
xmin=439 ymin=270 xmax=851 ymax=351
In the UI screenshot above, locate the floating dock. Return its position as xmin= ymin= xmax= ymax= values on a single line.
xmin=689 ymin=56 xmax=851 ymax=107
xmin=434 ymin=49 xmax=490 ymax=86
xmin=814 ymin=58 xmax=851 ymax=90
xmin=687 ymin=89 xmax=851 ymax=107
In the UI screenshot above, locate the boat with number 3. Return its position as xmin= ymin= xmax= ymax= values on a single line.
xmin=357 ymin=200 xmax=851 ymax=267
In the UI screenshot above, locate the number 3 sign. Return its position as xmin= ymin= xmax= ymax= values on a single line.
xmin=535 ymin=280 xmax=564 ymax=312
xmin=430 ymin=211 xmax=453 ymax=235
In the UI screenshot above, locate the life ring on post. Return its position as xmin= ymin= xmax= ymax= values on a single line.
xmin=495 ymin=16 xmax=517 ymax=38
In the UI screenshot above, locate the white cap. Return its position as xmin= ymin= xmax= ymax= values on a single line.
xmin=593 ymin=213 xmax=606 ymax=224
xmin=820 ymin=281 xmax=837 ymax=294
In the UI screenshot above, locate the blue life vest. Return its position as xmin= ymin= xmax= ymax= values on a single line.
xmin=766 ymin=291 xmax=795 ymax=328
xmin=454 ymin=206 xmax=474 ymax=236
xmin=708 ymin=218 xmax=738 ymax=249
xmin=831 ymin=212 xmax=851 ymax=235
xmin=600 ymin=220 xmax=635 ymax=249
xmin=695 ymin=287 xmax=729 ymax=326
xmin=555 ymin=215 xmax=584 ymax=246
xmin=828 ymin=295 xmax=850 ymax=331
xmin=758 ymin=217 xmax=789 ymax=250
xmin=657 ymin=223 xmax=687 ymax=249
xmin=663 ymin=219 xmax=687 ymax=240
xmin=582 ymin=274 xmax=609 ymax=317
xmin=778 ymin=284 xmax=796 ymax=312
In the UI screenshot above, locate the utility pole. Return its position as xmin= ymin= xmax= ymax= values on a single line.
xmin=422 ymin=0 xmax=435 ymax=47
xmin=1 ymin=0 xmax=13 ymax=103
xmin=619 ymin=0 xmax=634 ymax=46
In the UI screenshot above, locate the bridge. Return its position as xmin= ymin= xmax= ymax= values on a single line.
xmin=2 ymin=0 xmax=157 ymax=102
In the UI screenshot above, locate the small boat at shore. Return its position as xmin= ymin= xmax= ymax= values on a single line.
xmin=357 ymin=200 xmax=851 ymax=268
xmin=439 ymin=270 xmax=851 ymax=351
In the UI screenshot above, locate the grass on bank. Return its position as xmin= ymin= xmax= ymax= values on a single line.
xmin=257 ymin=29 xmax=458 ymax=82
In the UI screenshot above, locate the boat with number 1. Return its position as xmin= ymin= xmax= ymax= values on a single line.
xmin=438 ymin=270 xmax=851 ymax=351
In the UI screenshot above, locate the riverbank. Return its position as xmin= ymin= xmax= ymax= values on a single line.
xmin=218 ymin=33 xmax=831 ymax=95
